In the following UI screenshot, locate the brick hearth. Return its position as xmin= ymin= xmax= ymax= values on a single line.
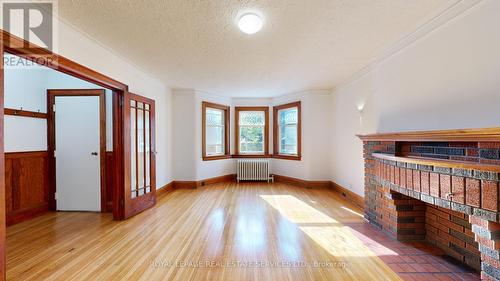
xmin=359 ymin=132 xmax=500 ymax=281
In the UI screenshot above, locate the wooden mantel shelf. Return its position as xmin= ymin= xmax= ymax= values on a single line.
xmin=357 ymin=127 xmax=500 ymax=142
xmin=372 ymin=153 xmax=500 ymax=173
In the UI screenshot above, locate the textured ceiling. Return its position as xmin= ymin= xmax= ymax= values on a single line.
xmin=59 ymin=0 xmax=456 ymax=97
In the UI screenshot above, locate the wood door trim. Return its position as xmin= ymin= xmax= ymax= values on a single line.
xmin=234 ymin=106 xmax=270 ymax=156
xmin=0 ymin=33 xmax=5 ymax=280
xmin=2 ymin=30 xmax=128 ymax=92
xmin=47 ymin=89 xmax=107 ymax=212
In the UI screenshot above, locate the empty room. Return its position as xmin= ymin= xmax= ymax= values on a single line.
xmin=0 ymin=0 xmax=499 ymax=280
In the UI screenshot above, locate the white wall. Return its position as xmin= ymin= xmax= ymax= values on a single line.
xmin=5 ymin=65 xmax=50 ymax=152
xmin=172 ymin=90 xmax=197 ymax=181
xmin=4 ymin=58 xmax=113 ymax=152
xmin=330 ymin=0 xmax=500 ymax=196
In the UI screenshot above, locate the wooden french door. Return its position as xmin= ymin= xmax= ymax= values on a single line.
xmin=123 ymin=92 xmax=156 ymax=219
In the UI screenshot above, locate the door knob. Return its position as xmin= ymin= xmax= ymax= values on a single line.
xmin=91 ymin=152 xmax=98 ymax=156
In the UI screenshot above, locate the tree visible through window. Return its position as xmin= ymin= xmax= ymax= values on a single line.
xmin=236 ymin=107 xmax=269 ymax=155
xmin=239 ymin=111 xmax=265 ymax=154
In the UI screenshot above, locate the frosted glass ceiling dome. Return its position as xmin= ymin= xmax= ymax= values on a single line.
xmin=238 ymin=13 xmax=263 ymax=34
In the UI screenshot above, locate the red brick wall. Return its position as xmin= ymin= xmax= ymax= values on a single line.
xmin=426 ymin=205 xmax=480 ymax=270
xmin=363 ymin=140 xmax=500 ymax=279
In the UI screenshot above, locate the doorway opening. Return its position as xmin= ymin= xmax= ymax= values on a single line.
xmin=4 ymin=53 xmax=116 ymax=220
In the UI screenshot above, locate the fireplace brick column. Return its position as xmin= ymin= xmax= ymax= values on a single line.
xmin=361 ymin=137 xmax=500 ymax=279
xmin=470 ymin=216 xmax=500 ymax=280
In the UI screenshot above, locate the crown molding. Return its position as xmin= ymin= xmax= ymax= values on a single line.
xmin=336 ymin=0 xmax=483 ymax=91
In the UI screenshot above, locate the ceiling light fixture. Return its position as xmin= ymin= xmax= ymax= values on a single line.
xmin=238 ymin=13 xmax=263 ymax=34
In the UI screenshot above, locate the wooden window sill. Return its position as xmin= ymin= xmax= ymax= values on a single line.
xmin=202 ymin=155 xmax=232 ymax=161
xmin=231 ymin=154 xmax=273 ymax=159
xmin=231 ymin=154 xmax=301 ymax=160
xmin=273 ymin=154 xmax=301 ymax=161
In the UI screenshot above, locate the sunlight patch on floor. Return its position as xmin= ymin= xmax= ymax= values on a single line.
xmin=259 ymin=195 xmax=337 ymax=224
xmin=300 ymin=226 xmax=377 ymax=257
xmin=260 ymin=194 xmax=396 ymax=259
xmin=340 ymin=206 xmax=364 ymax=218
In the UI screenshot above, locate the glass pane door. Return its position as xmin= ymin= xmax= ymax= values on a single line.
xmin=130 ymin=100 xmax=152 ymax=199
xmin=123 ymin=92 xmax=156 ymax=219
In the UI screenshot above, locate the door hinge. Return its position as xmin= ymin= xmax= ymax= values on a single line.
xmin=53 ymin=150 xmax=56 ymax=158
xmin=52 ymin=104 xmax=56 ymax=112
xmin=54 ymin=192 xmax=58 ymax=200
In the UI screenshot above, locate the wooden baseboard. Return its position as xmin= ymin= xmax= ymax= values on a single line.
xmin=198 ymin=174 xmax=236 ymax=187
xmin=7 ymin=204 xmax=49 ymax=226
xmin=171 ymin=174 xmax=237 ymax=189
xmin=172 ymin=181 xmax=198 ymax=189
xmin=157 ymin=182 xmax=175 ymax=196
xmin=273 ymin=174 xmax=331 ymax=189
xmin=330 ymin=181 xmax=364 ymax=209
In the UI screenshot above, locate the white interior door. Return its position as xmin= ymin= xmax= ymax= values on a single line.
xmin=55 ymin=96 xmax=101 ymax=211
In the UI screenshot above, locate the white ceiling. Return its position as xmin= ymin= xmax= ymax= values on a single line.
xmin=59 ymin=0 xmax=456 ymax=97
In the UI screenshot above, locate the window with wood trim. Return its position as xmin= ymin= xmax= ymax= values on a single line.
xmin=202 ymin=102 xmax=230 ymax=160
xmin=235 ymin=107 xmax=269 ymax=156
xmin=273 ymin=101 xmax=301 ymax=160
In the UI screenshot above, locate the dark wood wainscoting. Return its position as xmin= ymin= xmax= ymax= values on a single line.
xmin=5 ymin=151 xmax=49 ymax=226
xmin=105 ymin=152 xmax=114 ymax=212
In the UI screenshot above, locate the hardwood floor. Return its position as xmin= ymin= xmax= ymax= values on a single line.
xmin=6 ymin=182 xmax=400 ymax=281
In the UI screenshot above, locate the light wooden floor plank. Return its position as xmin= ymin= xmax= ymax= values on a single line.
xmin=7 ymin=182 xmax=400 ymax=281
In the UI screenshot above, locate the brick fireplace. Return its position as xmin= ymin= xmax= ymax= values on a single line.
xmin=359 ymin=128 xmax=500 ymax=281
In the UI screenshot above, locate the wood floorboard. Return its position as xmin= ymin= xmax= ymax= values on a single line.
xmin=6 ymin=182 xmax=401 ymax=281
